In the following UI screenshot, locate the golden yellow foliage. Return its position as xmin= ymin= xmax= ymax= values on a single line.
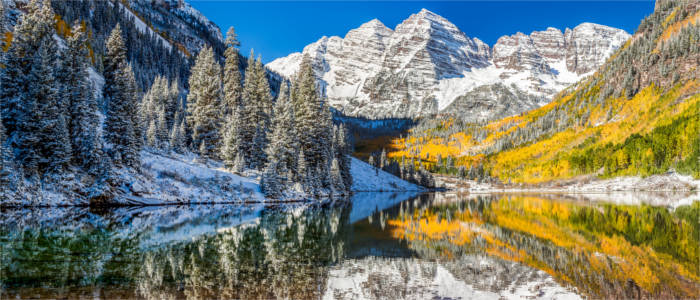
xmin=659 ymin=9 xmax=700 ymax=44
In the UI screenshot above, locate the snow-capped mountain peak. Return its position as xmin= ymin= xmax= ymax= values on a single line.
xmin=267 ymin=9 xmax=630 ymax=120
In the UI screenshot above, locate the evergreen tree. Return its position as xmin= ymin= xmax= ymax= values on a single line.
xmin=291 ymin=55 xmax=335 ymax=194
xmin=222 ymin=26 xmax=242 ymax=119
xmin=264 ymin=82 xmax=297 ymax=184
xmin=238 ymin=50 xmax=272 ymax=169
xmin=63 ymin=21 xmax=103 ymax=174
xmin=0 ymin=112 xmax=21 ymax=200
xmin=251 ymin=56 xmax=272 ymax=168
xmin=261 ymin=162 xmax=282 ymax=199
xmin=169 ymin=118 xmax=187 ymax=153
xmin=221 ymin=27 xmax=244 ymax=168
xmin=336 ymin=124 xmax=353 ymax=191
xmin=104 ymin=24 xmax=140 ymax=168
xmin=186 ymin=46 xmax=223 ymax=158
xmin=237 ymin=52 xmax=257 ymax=168
xmin=33 ymin=34 xmax=71 ymax=174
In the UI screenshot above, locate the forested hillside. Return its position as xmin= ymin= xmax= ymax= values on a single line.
xmin=0 ymin=0 xmax=353 ymax=204
xmin=374 ymin=0 xmax=699 ymax=185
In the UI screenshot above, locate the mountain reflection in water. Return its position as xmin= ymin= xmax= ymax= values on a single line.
xmin=0 ymin=192 xmax=697 ymax=299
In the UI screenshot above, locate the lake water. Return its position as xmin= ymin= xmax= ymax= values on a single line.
xmin=0 ymin=192 xmax=698 ymax=299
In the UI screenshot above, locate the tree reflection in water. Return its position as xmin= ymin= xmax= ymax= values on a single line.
xmin=0 ymin=193 xmax=697 ymax=299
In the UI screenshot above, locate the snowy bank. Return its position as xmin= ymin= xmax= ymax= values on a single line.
xmin=3 ymin=152 xmax=422 ymax=207
xmin=436 ymin=171 xmax=700 ymax=193
xmin=350 ymin=157 xmax=424 ymax=192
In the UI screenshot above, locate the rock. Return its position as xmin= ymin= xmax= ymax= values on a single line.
xmin=268 ymin=9 xmax=631 ymax=120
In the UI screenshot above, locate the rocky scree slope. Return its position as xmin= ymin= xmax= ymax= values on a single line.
xmin=268 ymin=9 xmax=630 ymax=120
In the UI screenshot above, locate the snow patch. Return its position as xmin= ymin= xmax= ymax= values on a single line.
xmin=350 ymin=157 xmax=423 ymax=192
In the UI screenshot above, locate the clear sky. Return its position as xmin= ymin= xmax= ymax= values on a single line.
xmin=189 ymin=1 xmax=656 ymax=63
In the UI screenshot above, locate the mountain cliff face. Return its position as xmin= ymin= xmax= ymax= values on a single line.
xmin=268 ymin=9 xmax=630 ymax=120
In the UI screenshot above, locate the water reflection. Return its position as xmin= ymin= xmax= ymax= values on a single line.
xmin=0 ymin=193 xmax=697 ymax=299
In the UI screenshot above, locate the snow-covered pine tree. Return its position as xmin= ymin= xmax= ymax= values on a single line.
xmin=330 ymin=157 xmax=345 ymax=194
xmin=260 ymin=162 xmax=282 ymax=199
xmin=104 ymin=24 xmax=140 ymax=168
xmin=336 ymin=124 xmax=353 ymax=191
xmin=222 ymin=26 xmax=242 ymax=119
xmin=186 ymin=46 xmax=223 ymax=159
xmin=237 ymin=50 xmax=272 ymax=170
xmin=0 ymin=0 xmax=48 ymax=174
xmin=380 ymin=148 xmax=387 ymax=169
xmin=221 ymin=27 xmax=244 ymax=168
xmin=147 ymin=118 xmax=158 ymax=149
xmin=156 ymin=108 xmax=169 ymax=149
xmin=169 ymin=118 xmax=186 ymax=153
xmin=264 ymin=82 xmax=296 ymax=185
xmin=33 ymin=31 xmax=72 ymax=174
xmin=291 ymin=55 xmax=323 ymax=190
xmin=167 ymin=78 xmax=180 ymax=131
xmin=124 ymin=65 xmax=142 ymax=165
xmin=248 ymin=55 xmax=273 ymax=169
xmin=63 ymin=21 xmax=103 ymax=174
xmin=221 ymin=113 xmax=240 ymax=169
xmin=237 ymin=51 xmax=257 ymax=168
xmin=0 ymin=112 xmax=21 ymax=200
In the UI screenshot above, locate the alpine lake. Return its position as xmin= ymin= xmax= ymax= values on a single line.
xmin=0 ymin=192 xmax=698 ymax=299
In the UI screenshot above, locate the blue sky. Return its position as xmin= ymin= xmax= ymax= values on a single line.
xmin=190 ymin=1 xmax=655 ymax=63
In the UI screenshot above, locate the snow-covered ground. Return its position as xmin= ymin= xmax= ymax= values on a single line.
xmin=3 ymin=152 xmax=422 ymax=207
xmin=350 ymin=157 xmax=424 ymax=192
xmin=438 ymin=171 xmax=700 ymax=193
xmin=434 ymin=172 xmax=700 ymax=207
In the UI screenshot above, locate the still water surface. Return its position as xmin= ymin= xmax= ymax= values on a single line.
xmin=0 ymin=192 xmax=698 ymax=299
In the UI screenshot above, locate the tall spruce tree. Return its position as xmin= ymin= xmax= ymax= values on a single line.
xmin=33 ymin=33 xmax=71 ymax=174
xmin=237 ymin=51 xmax=257 ymax=168
xmin=291 ymin=55 xmax=335 ymax=195
xmin=222 ymin=26 xmax=242 ymax=118
xmin=264 ymin=82 xmax=297 ymax=184
xmin=104 ymin=24 xmax=140 ymax=168
xmin=0 ymin=111 xmax=21 ymax=200
xmin=250 ymin=56 xmax=272 ymax=168
xmin=0 ymin=0 xmax=48 ymax=174
xmin=221 ymin=27 xmax=243 ymax=167
xmin=63 ymin=21 xmax=103 ymax=174
xmin=186 ymin=46 xmax=223 ymax=159
xmin=238 ymin=50 xmax=273 ymax=170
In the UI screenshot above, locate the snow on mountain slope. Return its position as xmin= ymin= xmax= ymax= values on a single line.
xmin=127 ymin=0 xmax=224 ymax=56
xmin=268 ymin=9 xmax=630 ymax=120
xmin=324 ymin=256 xmax=580 ymax=300
xmin=113 ymin=1 xmax=172 ymax=51
xmin=350 ymin=157 xmax=424 ymax=192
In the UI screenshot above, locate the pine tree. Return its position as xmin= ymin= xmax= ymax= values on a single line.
xmin=261 ymin=162 xmax=282 ymax=199
xmin=221 ymin=112 xmax=238 ymax=168
xmin=264 ymin=82 xmax=297 ymax=184
xmin=337 ymin=124 xmax=353 ymax=191
xmin=237 ymin=50 xmax=272 ymax=169
xmin=291 ymin=55 xmax=334 ymax=193
xmin=186 ymin=47 xmax=223 ymax=159
xmin=170 ymin=118 xmax=186 ymax=153
xmin=250 ymin=56 xmax=272 ymax=169
xmin=222 ymin=26 xmax=242 ymax=119
xmin=63 ymin=21 xmax=103 ymax=174
xmin=237 ymin=51 xmax=257 ymax=168
xmin=104 ymin=24 xmax=140 ymax=168
xmin=380 ymin=148 xmax=387 ymax=169
xmin=0 ymin=0 xmax=50 ymax=175
xmin=33 ymin=34 xmax=71 ymax=174
xmin=0 ymin=112 xmax=21 ymax=200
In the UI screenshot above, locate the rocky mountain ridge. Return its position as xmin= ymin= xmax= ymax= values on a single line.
xmin=268 ymin=9 xmax=630 ymax=120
